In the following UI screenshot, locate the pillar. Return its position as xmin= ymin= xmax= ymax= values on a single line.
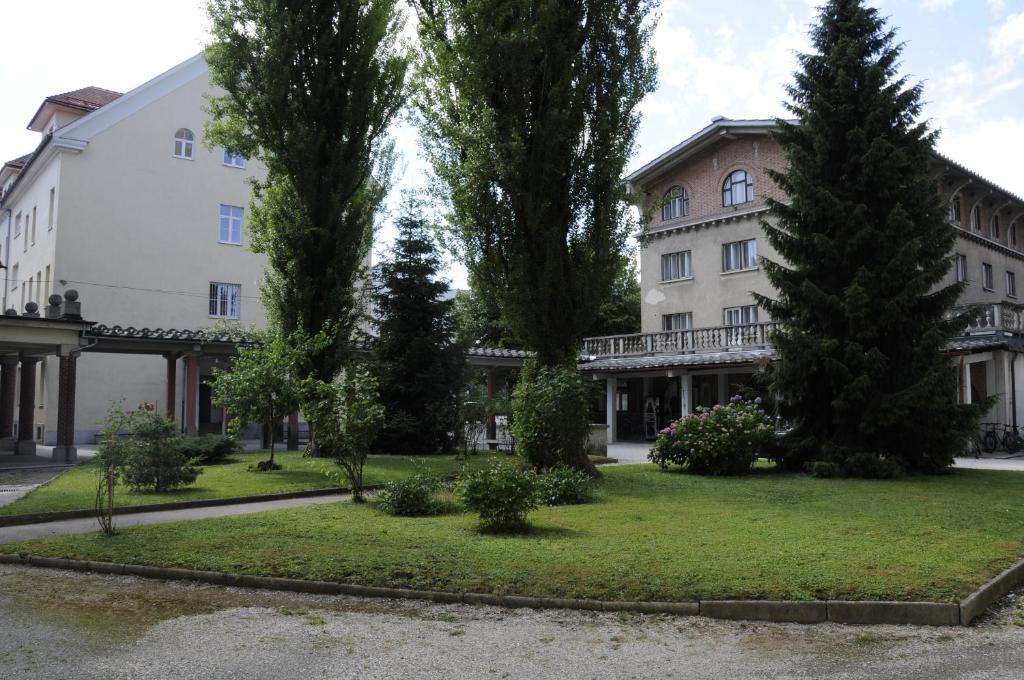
xmin=165 ymin=353 xmax=179 ymax=420
xmin=184 ymin=355 xmax=199 ymax=436
xmin=16 ymin=356 xmax=38 ymax=456
xmin=287 ymin=412 xmax=299 ymax=451
xmin=486 ymin=367 xmax=497 ymax=442
xmin=0 ymin=356 xmax=17 ymax=451
xmin=53 ymin=354 xmax=78 ymax=462
xmin=606 ymin=377 xmax=616 ymax=444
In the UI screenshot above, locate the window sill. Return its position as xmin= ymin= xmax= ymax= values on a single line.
xmin=172 ymin=155 xmax=194 ymax=161
xmin=721 ymin=267 xmax=760 ymax=276
xmin=208 ymin=316 xmax=241 ymax=321
xmin=660 ymin=276 xmax=694 ymax=285
xmin=223 ymin=163 xmax=246 ymax=169
xmin=983 ymin=287 xmax=995 ymax=292
xmin=218 ymin=240 xmax=243 ymax=246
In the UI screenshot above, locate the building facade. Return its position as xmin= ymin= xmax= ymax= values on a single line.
xmin=581 ymin=118 xmax=1024 ymax=444
xmin=0 ymin=54 xmax=271 ymax=445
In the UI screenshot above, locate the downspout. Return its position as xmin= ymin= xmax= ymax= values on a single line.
xmin=1012 ymin=352 xmax=1018 ymax=431
xmin=1 ymin=207 xmax=10 ymax=311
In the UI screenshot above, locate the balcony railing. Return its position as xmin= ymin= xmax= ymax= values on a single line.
xmin=582 ymin=322 xmax=779 ymax=359
xmin=950 ymin=302 xmax=1024 ymax=334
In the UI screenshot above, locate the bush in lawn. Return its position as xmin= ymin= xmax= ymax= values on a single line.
xmin=97 ymin=403 xmax=201 ymax=492
xmin=176 ymin=435 xmax=242 ymax=465
xmin=378 ymin=473 xmax=441 ymax=516
xmin=458 ymin=459 xmax=539 ymax=532
xmin=649 ymin=397 xmax=773 ymax=476
xmin=536 ymin=465 xmax=594 ymax=506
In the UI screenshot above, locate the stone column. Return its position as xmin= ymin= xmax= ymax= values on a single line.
xmin=184 ymin=355 xmax=199 ymax=436
xmin=16 ymin=356 xmax=38 ymax=456
xmin=53 ymin=354 xmax=78 ymax=462
xmin=606 ymin=377 xmax=617 ymax=444
xmin=486 ymin=367 xmax=497 ymax=442
xmin=165 ymin=353 xmax=179 ymax=421
xmin=0 ymin=356 xmax=18 ymax=451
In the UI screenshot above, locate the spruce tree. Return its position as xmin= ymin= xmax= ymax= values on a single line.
xmin=372 ymin=199 xmax=464 ymax=455
xmin=758 ymin=0 xmax=983 ymax=475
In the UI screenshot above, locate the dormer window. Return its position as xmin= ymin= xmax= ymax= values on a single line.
xmin=174 ymin=128 xmax=195 ymax=160
xmin=723 ymin=170 xmax=753 ymax=207
xmin=661 ymin=186 xmax=689 ymax=221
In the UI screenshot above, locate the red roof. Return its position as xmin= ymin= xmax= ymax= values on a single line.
xmin=45 ymin=86 xmax=123 ymax=112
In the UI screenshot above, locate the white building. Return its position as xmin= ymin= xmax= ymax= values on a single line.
xmin=0 ymin=54 xmax=270 ymax=447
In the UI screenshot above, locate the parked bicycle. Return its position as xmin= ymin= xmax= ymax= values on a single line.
xmin=979 ymin=422 xmax=1024 ymax=454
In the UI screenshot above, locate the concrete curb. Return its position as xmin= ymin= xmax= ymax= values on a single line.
xmin=960 ymin=557 xmax=1024 ymax=625
xmin=0 ymin=485 xmax=382 ymax=528
xmin=4 ymin=552 xmax=1023 ymax=626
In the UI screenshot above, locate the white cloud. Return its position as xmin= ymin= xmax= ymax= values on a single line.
xmin=990 ymin=11 xmax=1024 ymax=57
xmin=937 ymin=116 xmax=1024 ymax=197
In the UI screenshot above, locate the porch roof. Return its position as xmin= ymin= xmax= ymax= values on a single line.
xmin=578 ymin=348 xmax=775 ymax=373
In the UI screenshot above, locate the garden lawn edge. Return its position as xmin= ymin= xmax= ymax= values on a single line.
xmin=0 ymin=485 xmax=382 ymax=527
xmin=3 ymin=552 xmax=1021 ymax=626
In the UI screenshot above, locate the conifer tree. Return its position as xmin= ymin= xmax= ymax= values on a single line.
xmin=372 ymin=199 xmax=464 ymax=455
xmin=758 ymin=0 xmax=983 ymax=474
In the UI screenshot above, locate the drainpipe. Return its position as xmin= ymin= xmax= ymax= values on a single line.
xmin=1 ymin=207 xmax=9 ymax=311
xmin=1011 ymin=353 xmax=1018 ymax=430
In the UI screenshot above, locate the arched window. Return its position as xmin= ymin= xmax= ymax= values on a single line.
xmin=971 ymin=205 xmax=982 ymax=231
xmin=1012 ymin=223 xmax=1018 ymax=247
xmin=174 ymin=128 xmax=195 ymax=160
xmin=993 ymin=214 xmax=1001 ymax=239
xmin=723 ymin=170 xmax=754 ymax=207
xmin=949 ymin=196 xmax=961 ymax=224
xmin=661 ymin=186 xmax=689 ymax=221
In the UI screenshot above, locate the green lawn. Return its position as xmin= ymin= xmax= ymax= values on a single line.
xmin=6 ymin=465 xmax=1024 ymax=603
xmin=0 ymin=451 xmax=500 ymax=516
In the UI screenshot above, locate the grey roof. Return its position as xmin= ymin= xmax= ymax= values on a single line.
xmin=578 ymin=349 xmax=776 ymax=373
xmin=946 ymin=336 xmax=1012 ymax=353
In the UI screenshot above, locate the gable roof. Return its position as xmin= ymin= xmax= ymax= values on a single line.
xmin=28 ymin=87 xmax=123 ymax=131
xmin=4 ymin=153 xmax=33 ymax=169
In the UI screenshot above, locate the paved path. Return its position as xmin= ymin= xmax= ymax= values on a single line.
xmin=0 ymin=493 xmax=352 ymax=544
xmin=1 ymin=564 xmax=1022 ymax=680
xmin=606 ymin=443 xmax=1024 ymax=471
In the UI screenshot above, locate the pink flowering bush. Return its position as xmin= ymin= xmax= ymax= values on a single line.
xmin=648 ymin=398 xmax=773 ymax=475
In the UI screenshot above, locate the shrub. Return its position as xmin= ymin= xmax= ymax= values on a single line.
xmin=649 ymin=397 xmax=773 ymax=476
xmin=807 ymin=461 xmax=839 ymax=478
xmin=536 ymin=465 xmax=593 ymax=506
xmin=458 ymin=460 xmax=538 ymax=532
xmin=177 ymin=435 xmax=241 ymax=465
xmin=511 ymin=360 xmax=592 ymax=471
xmin=378 ymin=473 xmax=440 ymax=516
xmin=839 ymin=452 xmax=904 ymax=479
xmin=98 ymin=404 xmax=201 ymax=492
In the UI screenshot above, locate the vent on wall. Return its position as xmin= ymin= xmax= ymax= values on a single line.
xmin=35 ymin=424 xmax=44 ymax=442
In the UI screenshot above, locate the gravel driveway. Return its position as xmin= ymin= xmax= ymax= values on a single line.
xmin=2 ymin=563 xmax=1023 ymax=679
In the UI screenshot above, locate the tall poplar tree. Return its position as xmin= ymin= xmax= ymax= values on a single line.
xmin=205 ymin=0 xmax=409 ymax=380
xmin=758 ymin=0 xmax=982 ymax=474
xmin=413 ymin=0 xmax=657 ymax=474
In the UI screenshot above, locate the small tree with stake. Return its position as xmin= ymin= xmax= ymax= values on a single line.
xmin=303 ymin=367 xmax=385 ymax=502
xmin=211 ymin=330 xmax=306 ymax=470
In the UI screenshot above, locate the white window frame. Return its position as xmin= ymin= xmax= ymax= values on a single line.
xmin=949 ymin=196 xmax=961 ymax=224
xmin=1007 ymin=271 xmax=1017 ymax=299
xmin=9 ymin=264 xmax=17 ymax=291
xmin=223 ymin=150 xmax=246 ymax=168
xmin=662 ymin=312 xmax=693 ymax=331
xmin=660 ymin=250 xmax=692 ymax=282
xmin=724 ymin=305 xmax=759 ymax=327
xmin=722 ymin=239 xmax=758 ymax=272
xmin=722 ymin=170 xmax=754 ymax=207
xmin=971 ymin=205 xmax=982 ymax=231
xmin=955 ymin=253 xmax=967 ymax=283
xmin=661 ymin=186 xmax=689 ymax=221
xmin=174 ymin=128 xmax=195 ymax=160
xmin=219 ymin=205 xmax=243 ymax=245
xmin=13 ymin=212 xmax=21 ymax=238
xmin=982 ymin=262 xmax=994 ymax=291
xmin=208 ymin=282 xmax=241 ymax=320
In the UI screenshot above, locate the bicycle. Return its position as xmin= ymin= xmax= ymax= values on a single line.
xmin=979 ymin=422 xmax=1024 ymax=454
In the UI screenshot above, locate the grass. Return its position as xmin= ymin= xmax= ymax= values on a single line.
xmin=5 ymin=464 xmax=1024 ymax=603
xmin=0 ymin=451 xmax=501 ymax=516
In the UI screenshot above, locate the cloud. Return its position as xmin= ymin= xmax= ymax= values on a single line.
xmin=937 ymin=116 xmax=1024 ymax=197
xmin=991 ymin=11 xmax=1024 ymax=58
xmin=922 ymin=0 xmax=956 ymax=11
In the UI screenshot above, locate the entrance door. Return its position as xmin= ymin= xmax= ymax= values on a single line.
xmin=198 ymin=380 xmax=224 ymax=435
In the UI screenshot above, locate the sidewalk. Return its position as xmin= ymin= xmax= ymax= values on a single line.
xmin=0 ymin=492 xmax=352 ymax=545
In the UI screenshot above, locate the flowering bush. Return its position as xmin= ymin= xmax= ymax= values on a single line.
xmin=648 ymin=397 xmax=773 ymax=476
xmin=458 ymin=459 xmax=539 ymax=532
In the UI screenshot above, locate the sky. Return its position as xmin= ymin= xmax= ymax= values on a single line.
xmin=0 ymin=0 xmax=1022 ymax=288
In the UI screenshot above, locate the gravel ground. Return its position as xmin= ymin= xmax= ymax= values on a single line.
xmin=2 ymin=564 xmax=1024 ymax=679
